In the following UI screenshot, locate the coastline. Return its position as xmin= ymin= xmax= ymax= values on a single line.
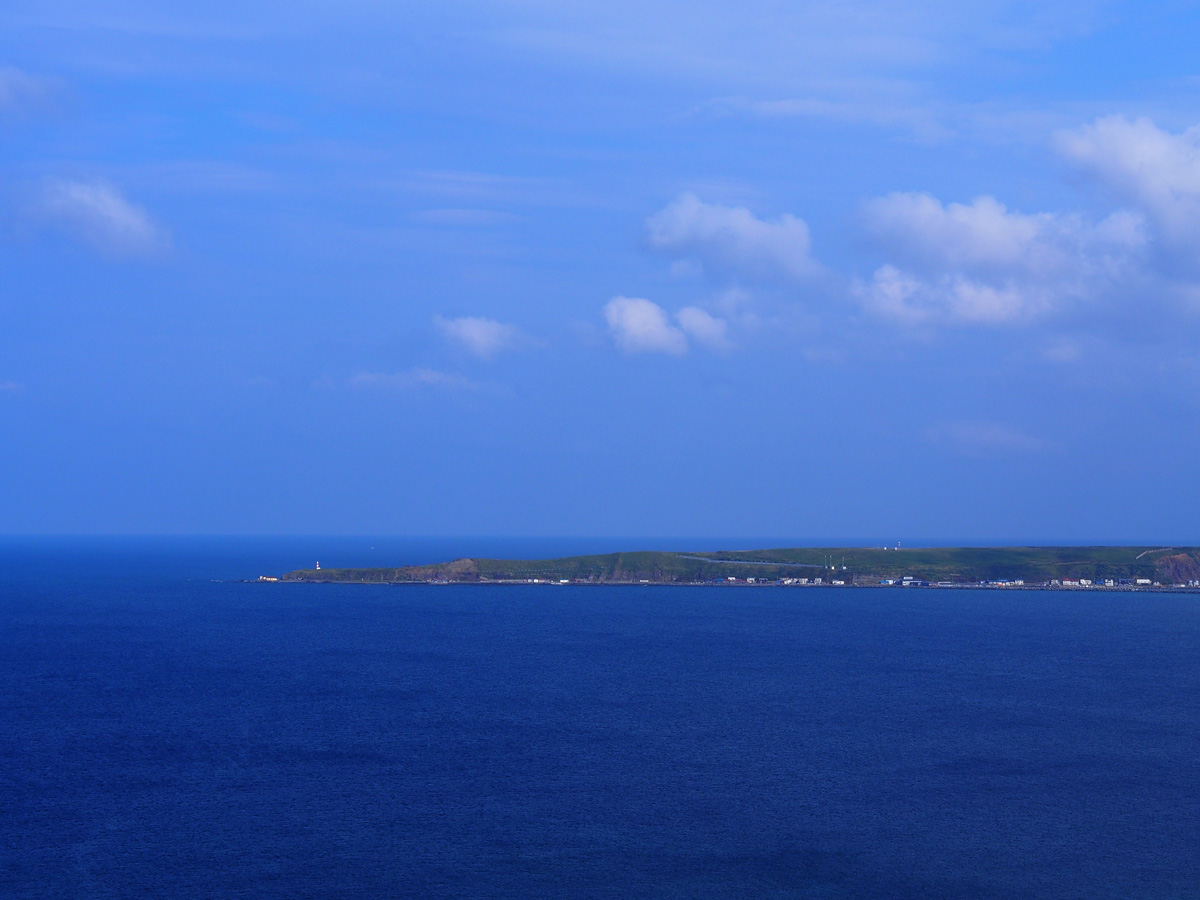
xmin=262 ymin=544 xmax=1200 ymax=591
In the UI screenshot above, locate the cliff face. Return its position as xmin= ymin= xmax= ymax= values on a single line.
xmin=1155 ymin=553 xmax=1200 ymax=583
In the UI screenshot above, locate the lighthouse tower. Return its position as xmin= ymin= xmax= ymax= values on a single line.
xmin=316 ymin=561 xmax=321 ymax=570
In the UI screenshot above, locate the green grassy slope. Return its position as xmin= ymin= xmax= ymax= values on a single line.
xmin=281 ymin=551 xmax=803 ymax=584
xmin=695 ymin=546 xmax=1195 ymax=583
xmin=279 ymin=546 xmax=1200 ymax=584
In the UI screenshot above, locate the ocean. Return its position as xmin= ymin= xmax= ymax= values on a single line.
xmin=3 ymin=537 xmax=1198 ymax=898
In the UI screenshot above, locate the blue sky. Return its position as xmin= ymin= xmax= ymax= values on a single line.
xmin=4 ymin=1 xmax=1200 ymax=540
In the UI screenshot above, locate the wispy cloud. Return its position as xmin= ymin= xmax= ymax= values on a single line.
xmin=487 ymin=1 xmax=1111 ymax=91
xmin=645 ymin=193 xmax=819 ymax=284
xmin=434 ymin=316 xmax=525 ymax=359
xmin=35 ymin=179 xmax=171 ymax=258
xmin=132 ymin=160 xmax=285 ymax=194
xmin=0 ymin=67 xmax=57 ymax=116
xmin=1041 ymin=338 xmax=1084 ymax=364
xmin=716 ymin=95 xmax=952 ymax=142
xmin=385 ymin=170 xmax=568 ymax=206
xmin=0 ymin=380 xmax=24 ymax=394
xmin=350 ymin=368 xmax=485 ymax=391
xmin=413 ymin=209 xmax=522 ymax=227
xmin=925 ymin=420 xmax=1043 ymax=456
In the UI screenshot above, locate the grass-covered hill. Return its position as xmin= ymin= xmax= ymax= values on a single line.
xmin=279 ymin=546 xmax=1200 ymax=585
xmin=690 ymin=546 xmax=1200 ymax=584
xmin=281 ymin=551 xmax=794 ymax=584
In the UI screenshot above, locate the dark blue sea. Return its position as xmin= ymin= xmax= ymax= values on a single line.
xmin=3 ymin=537 xmax=1199 ymax=899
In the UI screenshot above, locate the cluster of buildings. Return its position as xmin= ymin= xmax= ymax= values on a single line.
xmin=723 ymin=574 xmax=1197 ymax=590
xmin=1053 ymin=578 xmax=1154 ymax=587
xmin=765 ymin=576 xmax=845 ymax=586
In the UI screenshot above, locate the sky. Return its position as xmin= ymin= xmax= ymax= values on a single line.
xmin=4 ymin=1 xmax=1200 ymax=540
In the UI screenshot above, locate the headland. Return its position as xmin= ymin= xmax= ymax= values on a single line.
xmin=272 ymin=545 xmax=1200 ymax=589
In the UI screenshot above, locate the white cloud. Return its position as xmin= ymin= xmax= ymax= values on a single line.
xmin=859 ymin=192 xmax=1147 ymax=325
xmin=603 ymin=297 xmax=733 ymax=355
xmin=856 ymin=265 xmax=1045 ymax=325
xmin=434 ymin=316 xmax=524 ymax=359
xmin=925 ymin=420 xmax=1043 ymax=455
xmin=677 ymin=306 xmax=732 ymax=350
xmin=604 ymin=297 xmax=687 ymax=355
xmin=0 ymin=381 xmax=24 ymax=393
xmin=36 ymin=180 xmax=170 ymax=258
xmin=350 ymin=368 xmax=482 ymax=391
xmin=1056 ymin=116 xmax=1200 ymax=250
xmin=645 ymin=193 xmax=818 ymax=283
xmin=865 ymin=193 xmax=1051 ymax=271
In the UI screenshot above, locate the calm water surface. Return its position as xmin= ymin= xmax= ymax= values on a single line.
xmin=3 ymin=538 xmax=1199 ymax=898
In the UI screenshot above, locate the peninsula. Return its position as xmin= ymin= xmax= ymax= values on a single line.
xmin=276 ymin=546 xmax=1200 ymax=588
